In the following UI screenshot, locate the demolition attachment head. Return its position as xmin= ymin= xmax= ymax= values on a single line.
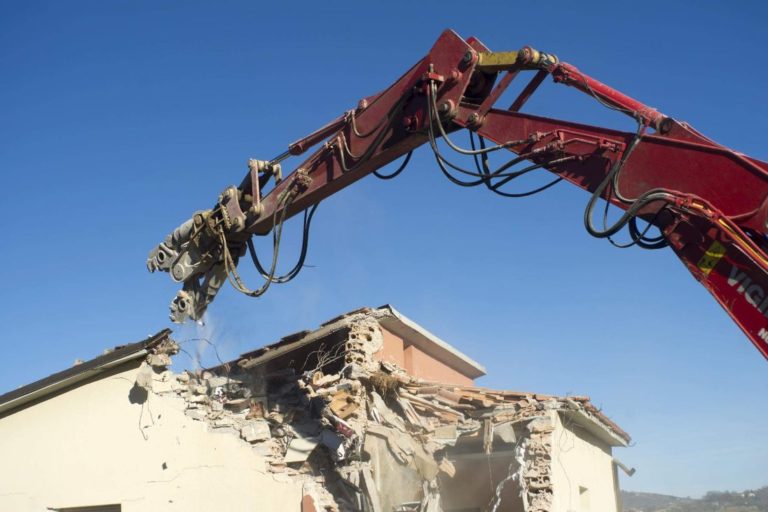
xmin=147 ymin=159 xmax=293 ymax=323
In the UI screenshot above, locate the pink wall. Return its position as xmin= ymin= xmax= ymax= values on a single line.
xmin=375 ymin=327 xmax=474 ymax=386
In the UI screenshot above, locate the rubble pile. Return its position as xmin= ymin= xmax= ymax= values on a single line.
xmin=143 ymin=315 xmax=628 ymax=511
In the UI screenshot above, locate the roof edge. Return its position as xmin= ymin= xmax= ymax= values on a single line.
xmin=236 ymin=305 xmax=486 ymax=380
xmin=559 ymin=407 xmax=630 ymax=447
xmin=0 ymin=329 xmax=172 ymax=416
xmin=374 ymin=304 xmax=486 ymax=379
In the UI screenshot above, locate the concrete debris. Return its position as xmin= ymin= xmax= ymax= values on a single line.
xmin=241 ymin=420 xmax=271 ymax=443
xmin=145 ymin=337 xmax=180 ymax=368
xmin=284 ymin=433 xmax=320 ymax=464
xmin=135 ymin=363 xmax=154 ymax=391
xmin=494 ymin=421 xmax=517 ymax=444
xmin=134 ymin=337 xmax=181 ymax=393
xmin=146 ymin=316 xmax=628 ymax=512
xmin=437 ymin=458 xmax=455 ymax=478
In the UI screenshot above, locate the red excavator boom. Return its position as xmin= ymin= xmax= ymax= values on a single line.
xmin=148 ymin=30 xmax=768 ymax=360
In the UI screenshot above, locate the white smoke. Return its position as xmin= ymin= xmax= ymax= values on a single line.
xmin=173 ymin=310 xmax=227 ymax=372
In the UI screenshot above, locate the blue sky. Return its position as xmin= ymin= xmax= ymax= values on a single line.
xmin=2 ymin=0 xmax=767 ymax=498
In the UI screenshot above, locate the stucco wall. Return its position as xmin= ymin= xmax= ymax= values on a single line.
xmin=550 ymin=411 xmax=619 ymax=512
xmin=0 ymin=363 xmax=303 ymax=512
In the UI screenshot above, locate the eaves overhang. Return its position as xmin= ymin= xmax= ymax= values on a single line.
xmin=0 ymin=329 xmax=172 ymax=416
xmin=374 ymin=305 xmax=486 ymax=379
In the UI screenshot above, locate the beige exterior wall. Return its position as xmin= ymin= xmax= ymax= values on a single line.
xmin=550 ymin=411 xmax=619 ymax=512
xmin=0 ymin=363 xmax=303 ymax=512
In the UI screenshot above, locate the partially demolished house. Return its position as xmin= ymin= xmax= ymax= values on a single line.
xmin=0 ymin=305 xmax=630 ymax=512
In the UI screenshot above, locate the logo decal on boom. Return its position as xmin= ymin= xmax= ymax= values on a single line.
xmin=727 ymin=265 xmax=768 ymax=319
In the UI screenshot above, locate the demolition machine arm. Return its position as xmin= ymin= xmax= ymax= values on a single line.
xmin=147 ymin=30 xmax=768 ymax=360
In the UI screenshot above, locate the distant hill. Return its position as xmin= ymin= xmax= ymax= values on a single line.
xmin=622 ymin=486 xmax=768 ymax=512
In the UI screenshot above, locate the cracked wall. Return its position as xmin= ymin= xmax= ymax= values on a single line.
xmin=0 ymin=360 xmax=306 ymax=512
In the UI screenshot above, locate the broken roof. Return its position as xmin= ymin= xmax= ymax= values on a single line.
xmin=0 ymin=329 xmax=172 ymax=416
xmin=398 ymin=381 xmax=632 ymax=447
xmin=0 ymin=306 xmax=629 ymax=512
xmin=0 ymin=305 xmax=628 ymax=446
xmin=199 ymin=304 xmax=628 ymax=447
xmin=160 ymin=328 xmax=629 ymax=510
xmin=231 ymin=304 xmax=486 ymax=379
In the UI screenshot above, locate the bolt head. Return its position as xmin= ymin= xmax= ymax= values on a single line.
xmin=658 ymin=116 xmax=674 ymax=135
xmin=467 ymin=112 xmax=484 ymax=128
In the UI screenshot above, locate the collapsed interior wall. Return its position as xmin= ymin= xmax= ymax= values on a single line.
xmin=440 ymin=450 xmax=523 ymax=512
xmin=140 ymin=312 xmax=626 ymax=512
